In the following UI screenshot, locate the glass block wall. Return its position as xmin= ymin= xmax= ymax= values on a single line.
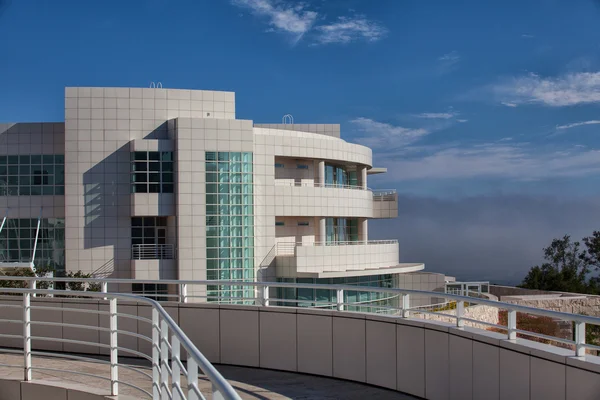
xmin=0 ymin=155 xmax=65 ymax=196
xmin=0 ymin=218 xmax=65 ymax=271
xmin=276 ymin=274 xmax=398 ymax=313
xmin=205 ymin=152 xmax=254 ymax=303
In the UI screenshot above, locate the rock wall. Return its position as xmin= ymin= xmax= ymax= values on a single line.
xmin=502 ymin=296 xmax=600 ymax=317
xmin=413 ymin=304 xmax=499 ymax=330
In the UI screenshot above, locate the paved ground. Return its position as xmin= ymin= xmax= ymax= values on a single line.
xmin=0 ymin=352 xmax=417 ymax=399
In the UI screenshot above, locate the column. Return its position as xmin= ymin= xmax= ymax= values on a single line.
xmin=359 ymin=218 xmax=368 ymax=243
xmin=319 ymin=217 xmax=326 ymax=245
xmin=361 ymin=167 xmax=368 ymax=190
xmin=318 ymin=161 xmax=325 ymax=187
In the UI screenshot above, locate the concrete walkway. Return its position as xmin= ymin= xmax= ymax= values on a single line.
xmin=0 ymin=352 xmax=416 ymax=399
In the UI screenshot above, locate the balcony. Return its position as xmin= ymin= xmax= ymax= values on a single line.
xmin=372 ymin=189 xmax=398 ymax=219
xmin=274 ymin=240 xmax=423 ymax=278
xmin=131 ymin=244 xmax=176 ymax=280
xmin=273 ymin=181 xmax=373 ymax=218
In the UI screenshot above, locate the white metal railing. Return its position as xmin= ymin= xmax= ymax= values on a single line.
xmin=132 ymin=244 xmax=174 ymax=260
xmin=274 ymin=180 xmax=368 ymax=191
xmin=275 ymin=240 xmax=399 ymax=256
xmin=372 ymin=189 xmax=397 ymax=200
xmin=1 ymin=276 xmax=598 ymax=358
xmin=0 ymin=286 xmax=242 ymax=400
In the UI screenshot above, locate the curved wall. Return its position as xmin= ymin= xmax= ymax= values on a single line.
xmin=273 ymin=185 xmax=373 ymax=217
xmin=2 ymin=297 xmax=598 ymax=400
xmin=254 ymin=127 xmax=372 ymax=167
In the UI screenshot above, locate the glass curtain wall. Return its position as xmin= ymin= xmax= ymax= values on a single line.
xmin=0 ymin=155 xmax=65 ymax=196
xmin=0 ymin=218 xmax=65 ymax=271
xmin=324 ymin=163 xmax=358 ymax=188
xmin=205 ymin=152 xmax=254 ymax=303
xmin=325 ymin=218 xmax=358 ymax=243
xmin=276 ymin=275 xmax=397 ymax=313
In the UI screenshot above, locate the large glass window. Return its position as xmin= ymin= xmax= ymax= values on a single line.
xmin=324 ymin=163 xmax=357 ymax=188
xmin=205 ymin=151 xmax=254 ymax=303
xmin=130 ymin=152 xmax=174 ymax=193
xmin=0 ymin=155 xmax=65 ymax=196
xmin=325 ymin=218 xmax=359 ymax=243
xmin=0 ymin=218 xmax=65 ymax=271
xmin=131 ymin=217 xmax=167 ymax=245
xmin=276 ymin=274 xmax=397 ymax=312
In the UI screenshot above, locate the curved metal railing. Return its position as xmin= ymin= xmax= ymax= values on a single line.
xmin=0 ymin=286 xmax=242 ymax=400
xmin=1 ymin=277 xmax=599 ymax=359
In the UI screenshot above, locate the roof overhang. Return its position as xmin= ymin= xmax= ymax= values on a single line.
xmin=368 ymin=167 xmax=387 ymax=175
xmin=296 ymin=263 xmax=425 ymax=279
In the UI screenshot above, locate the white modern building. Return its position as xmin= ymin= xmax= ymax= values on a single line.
xmin=0 ymin=86 xmax=429 ymax=305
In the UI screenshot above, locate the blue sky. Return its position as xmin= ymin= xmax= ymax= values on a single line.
xmin=2 ymin=0 xmax=600 ymax=281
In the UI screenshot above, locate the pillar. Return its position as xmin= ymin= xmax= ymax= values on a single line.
xmin=361 ymin=167 xmax=367 ymax=190
xmin=319 ymin=217 xmax=326 ymax=244
xmin=318 ymin=161 xmax=325 ymax=187
xmin=359 ymin=218 xmax=368 ymax=243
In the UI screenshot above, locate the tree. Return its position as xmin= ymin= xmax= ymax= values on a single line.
xmin=519 ymin=235 xmax=597 ymax=294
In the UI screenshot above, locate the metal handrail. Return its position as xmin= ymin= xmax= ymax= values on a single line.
xmin=132 ymin=244 xmax=174 ymax=260
xmin=274 ymin=180 xmax=368 ymax=191
xmin=0 ymin=287 xmax=242 ymax=400
xmin=1 ymin=277 xmax=599 ymax=357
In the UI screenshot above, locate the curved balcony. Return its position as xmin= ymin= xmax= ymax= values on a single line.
xmin=274 ymin=240 xmax=421 ymax=278
xmin=372 ymin=189 xmax=398 ymax=219
xmin=273 ymin=181 xmax=373 ymax=218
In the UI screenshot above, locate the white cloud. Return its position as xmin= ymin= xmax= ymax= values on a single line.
xmin=457 ymin=119 xmax=468 ymax=123
xmin=493 ymin=72 xmax=600 ymax=107
xmin=521 ymin=34 xmax=534 ymax=39
xmin=377 ymin=143 xmax=600 ymax=181
xmin=350 ymin=117 xmax=429 ymax=149
xmin=501 ymin=102 xmax=518 ymax=108
xmin=556 ymin=120 xmax=600 ymax=130
xmin=415 ymin=112 xmax=456 ymax=119
xmin=232 ymin=1 xmax=386 ymax=45
xmin=232 ymin=0 xmax=317 ymax=43
xmin=436 ymin=51 xmax=460 ymax=74
xmin=315 ymin=16 xmax=387 ymax=45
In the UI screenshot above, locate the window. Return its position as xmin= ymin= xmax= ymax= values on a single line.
xmin=205 ymin=152 xmax=254 ymax=303
xmin=130 ymin=152 xmax=174 ymax=193
xmin=0 ymin=154 xmax=65 ymax=196
xmin=274 ymin=163 xmax=284 ymax=168
xmin=296 ymin=164 xmax=309 ymax=170
xmin=324 ymin=163 xmax=358 ymax=188
xmin=0 ymin=218 xmax=65 ymax=271
xmin=275 ymin=221 xmax=285 ymax=226
xmin=132 ymin=284 xmax=169 ymax=302
xmin=297 ymin=221 xmax=309 ymax=226
xmin=131 ymin=217 xmax=167 ymax=245
xmin=326 ymin=218 xmax=359 ymax=243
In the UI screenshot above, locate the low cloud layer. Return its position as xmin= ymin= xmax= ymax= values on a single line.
xmin=370 ymin=195 xmax=600 ymax=285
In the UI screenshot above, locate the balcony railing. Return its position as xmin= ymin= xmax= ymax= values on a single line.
xmin=0 ymin=286 xmax=242 ymax=399
xmin=131 ymin=244 xmax=174 ymax=260
xmin=274 ymin=180 xmax=368 ymax=191
xmin=276 ymin=240 xmax=398 ymax=256
xmin=2 ymin=276 xmax=599 ymax=359
xmin=372 ymin=189 xmax=397 ymax=201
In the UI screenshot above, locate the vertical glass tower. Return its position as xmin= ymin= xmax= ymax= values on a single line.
xmin=205 ymin=151 xmax=254 ymax=302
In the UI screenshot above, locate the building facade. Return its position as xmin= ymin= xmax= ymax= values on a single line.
xmin=0 ymin=86 xmax=425 ymax=305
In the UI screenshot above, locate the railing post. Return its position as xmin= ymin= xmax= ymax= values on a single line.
xmin=109 ymin=298 xmax=118 ymax=396
xmin=171 ymin=335 xmax=181 ymax=400
xmin=181 ymin=284 xmax=188 ymax=304
xmin=160 ymin=318 xmax=169 ymax=400
xmin=187 ymin=357 xmax=199 ymax=400
xmin=262 ymin=285 xmax=270 ymax=307
xmin=212 ymin=383 xmax=226 ymax=400
xmin=402 ymin=294 xmax=410 ymax=318
xmin=336 ymin=289 xmax=344 ymax=311
xmin=152 ymin=309 xmax=161 ymax=399
xmin=507 ymin=309 xmax=517 ymax=340
xmin=23 ymin=292 xmax=31 ymax=381
xmin=456 ymin=300 xmax=465 ymax=328
xmin=101 ymin=281 xmax=108 ymax=300
xmin=575 ymin=321 xmax=586 ymax=357
xmin=29 ymin=279 xmax=36 ymax=298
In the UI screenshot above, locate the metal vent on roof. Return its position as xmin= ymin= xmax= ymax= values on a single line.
xmin=149 ymin=82 xmax=163 ymax=88
xmin=282 ymin=114 xmax=294 ymax=124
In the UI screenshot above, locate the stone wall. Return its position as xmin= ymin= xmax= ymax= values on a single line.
xmin=502 ymin=296 xmax=600 ymax=317
xmin=414 ymin=304 xmax=500 ymax=330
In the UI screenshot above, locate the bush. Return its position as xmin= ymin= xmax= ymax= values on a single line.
xmin=490 ymin=310 xmax=560 ymax=345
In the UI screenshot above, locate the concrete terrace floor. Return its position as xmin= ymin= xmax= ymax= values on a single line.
xmin=0 ymin=352 xmax=417 ymax=399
